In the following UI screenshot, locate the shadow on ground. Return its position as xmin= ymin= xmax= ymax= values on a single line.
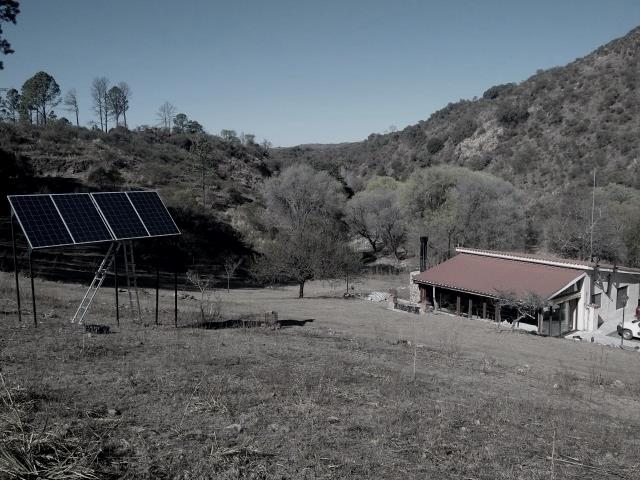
xmin=188 ymin=318 xmax=314 ymax=330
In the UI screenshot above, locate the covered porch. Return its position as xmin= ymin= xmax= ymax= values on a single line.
xmin=413 ymin=251 xmax=587 ymax=337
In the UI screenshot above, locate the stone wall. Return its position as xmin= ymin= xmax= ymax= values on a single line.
xmin=409 ymin=270 xmax=420 ymax=304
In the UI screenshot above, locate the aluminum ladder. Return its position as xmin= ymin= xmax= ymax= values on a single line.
xmin=72 ymin=242 xmax=121 ymax=324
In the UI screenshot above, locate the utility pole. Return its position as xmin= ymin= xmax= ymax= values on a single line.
xmin=589 ymin=169 xmax=596 ymax=261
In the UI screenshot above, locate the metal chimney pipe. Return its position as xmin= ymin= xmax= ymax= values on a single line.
xmin=419 ymin=236 xmax=428 ymax=272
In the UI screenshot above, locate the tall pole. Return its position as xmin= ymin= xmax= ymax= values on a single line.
xmin=114 ymin=243 xmax=119 ymax=327
xmin=589 ymin=169 xmax=596 ymax=261
xmin=11 ymin=214 xmax=22 ymax=323
xmin=155 ymin=264 xmax=159 ymax=326
xmin=620 ymin=297 xmax=626 ymax=348
xmin=28 ymin=250 xmax=37 ymax=328
xmin=174 ymin=270 xmax=178 ymax=327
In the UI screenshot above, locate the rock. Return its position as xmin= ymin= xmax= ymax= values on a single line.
xmin=225 ymin=423 xmax=243 ymax=434
xmin=613 ymin=379 xmax=625 ymax=388
xmin=107 ymin=408 xmax=121 ymax=416
xmin=327 ymin=416 xmax=340 ymax=424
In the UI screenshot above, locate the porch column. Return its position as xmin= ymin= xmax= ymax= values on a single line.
xmin=468 ymin=299 xmax=472 ymax=319
xmin=537 ymin=310 xmax=543 ymax=334
xmin=432 ymin=286 xmax=438 ymax=310
xmin=482 ymin=302 xmax=487 ymax=319
xmin=456 ymin=295 xmax=461 ymax=316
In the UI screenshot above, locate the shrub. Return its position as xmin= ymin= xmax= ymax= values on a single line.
xmin=426 ymin=137 xmax=445 ymax=154
xmin=496 ymin=103 xmax=530 ymax=127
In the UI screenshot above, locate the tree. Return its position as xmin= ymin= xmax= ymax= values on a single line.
xmin=346 ymin=188 xmax=406 ymax=257
xmin=91 ymin=77 xmax=109 ymax=132
xmin=223 ymin=256 xmax=243 ymax=294
xmin=63 ymin=88 xmax=79 ymax=127
xmin=190 ymin=134 xmax=213 ymax=206
xmin=173 ymin=113 xmax=188 ymax=133
xmin=240 ymin=132 xmax=255 ymax=145
xmin=186 ymin=119 xmax=204 ymax=134
xmin=495 ymin=290 xmax=549 ymax=329
xmin=0 ymin=0 xmax=19 ymax=69
xmin=253 ymin=164 xmax=348 ymax=298
xmin=117 ymin=81 xmax=131 ymax=128
xmin=220 ymin=129 xmax=237 ymax=141
xmin=157 ymin=101 xmax=176 ymax=131
xmin=107 ymin=85 xmax=127 ymax=127
xmin=21 ymin=71 xmax=60 ymax=125
xmin=401 ymin=166 xmax=526 ymax=261
xmin=3 ymin=87 xmax=20 ymax=122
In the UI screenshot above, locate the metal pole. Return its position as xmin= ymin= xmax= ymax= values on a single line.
xmin=589 ymin=169 xmax=596 ymax=261
xmin=620 ymin=299 xmax=626 ymax=348
xmin=174 ymin=269 xmax=178 ymax=327
xmin=114 ymin=243 xmax=119 ymax=327
xmin=155 ymin=264 xmax=159 ymax=326
xmin=28 ymin=250 xmax=36 ymax=327
xmin=11 ymin=214 xmax=21 ymax=323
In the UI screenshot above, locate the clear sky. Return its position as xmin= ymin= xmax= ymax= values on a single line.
xmin=2 ymin=0 xmax=639 ymax=146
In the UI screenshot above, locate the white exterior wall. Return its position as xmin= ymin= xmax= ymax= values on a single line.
xmin=577 ymin=275 xmax=590 ymax=331
xmin=590 ymin=271 xmax=640 ymax=331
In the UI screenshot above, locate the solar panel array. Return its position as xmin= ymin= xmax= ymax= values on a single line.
xmin=127 ymin=191 xmax=180 ymax=236
xmin=8 ymin=191 xmax=180 ymax=250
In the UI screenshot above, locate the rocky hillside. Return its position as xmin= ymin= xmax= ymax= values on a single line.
xmin=272 ymin=26 xmax=640 ymax=194
xmin=0 ymin=123 xmax=271 ymax=282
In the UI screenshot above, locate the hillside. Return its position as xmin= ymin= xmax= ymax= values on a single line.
xmin=0 ymin=123 xmax=271 ymax=281
xmin=272 ymin=26 xmax=640 ymax=193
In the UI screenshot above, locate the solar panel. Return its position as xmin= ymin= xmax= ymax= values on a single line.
xmin=91 ymin=192 xmax=150 ymax=240
xmin=8 ymin=195 xmax=74 ymax=249
xmin=52 ymin=194 xmax=114 ymax=244
xmin=127 ymin=191 xmax=180 ymax=236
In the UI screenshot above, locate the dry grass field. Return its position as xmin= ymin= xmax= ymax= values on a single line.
xmin=1 ymin=272 xmax=640 ymax=479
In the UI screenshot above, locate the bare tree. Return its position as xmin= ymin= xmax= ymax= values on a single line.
xmin=253 ymin=164 xmax=348 ymax=298
xmin=185 ymin=270 xmax=220 ymax=323
xmin=495 ymin=290 xmax=549 ymax=329
xmin=157 ymin=101 xmax=176 ymax=131
xmin=223 ymin=257 xmax=243 ymax=294
xmin=91 ymin=77 xmax=109 ymax=132
xmin=63 ymin=88 xmax=79 ymax=127
xmin=117 ymin=81 xmax=131 ymax=128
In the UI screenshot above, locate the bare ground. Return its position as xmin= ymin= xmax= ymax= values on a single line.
xmin=1 ymin=272 xmax=640 ymax=479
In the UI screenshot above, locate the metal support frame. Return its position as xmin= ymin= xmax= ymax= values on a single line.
xmin=10 ymin=213 xmax=22 ymax=323
xmin=28 ymin=249 xmax=36 ymax=327
xmin=174 ymin=268 xmax=178 ymax=327
xmin=114 ymin=249 xmax=120 ymax=327
xmin=155 ymin=264 xmax=159 ymax=325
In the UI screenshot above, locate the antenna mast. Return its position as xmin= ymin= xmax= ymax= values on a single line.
xmin=589 ymin=169 xmax=596 ymax=261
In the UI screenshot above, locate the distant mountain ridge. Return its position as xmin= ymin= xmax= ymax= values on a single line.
xmin=271 ymin=26 xmax=640 ymax=194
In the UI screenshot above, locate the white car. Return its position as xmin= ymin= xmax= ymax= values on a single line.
xmin=617 ymin=319 xmax=640 ymax=341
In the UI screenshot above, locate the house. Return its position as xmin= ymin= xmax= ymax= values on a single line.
xmin=412 ymin=247 xmax=640 ymax=337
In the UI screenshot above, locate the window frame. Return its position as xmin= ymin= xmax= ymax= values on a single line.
xmin=616 ymin=286 xmax=628 ymax=310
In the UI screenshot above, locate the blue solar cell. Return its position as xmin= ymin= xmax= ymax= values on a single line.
xmin=127 ymin=191 xmax=180 ymax=236
xmin=92 ymin=192 xmax=149 ymax=240
xmin=9 ymin=195 xmax=74 ymax=249
xmin=52 ymin=194 xmax=113 ymax=244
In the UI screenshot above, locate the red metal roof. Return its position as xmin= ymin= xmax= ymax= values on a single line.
xmin=455 ymin=247 xmax=640 ymax=273
xmin=413 ymin=253 xmax=584 ymax=299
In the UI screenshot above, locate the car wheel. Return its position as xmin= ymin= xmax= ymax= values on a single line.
xmin=622 ymin=329 xmax=633 ymax=341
